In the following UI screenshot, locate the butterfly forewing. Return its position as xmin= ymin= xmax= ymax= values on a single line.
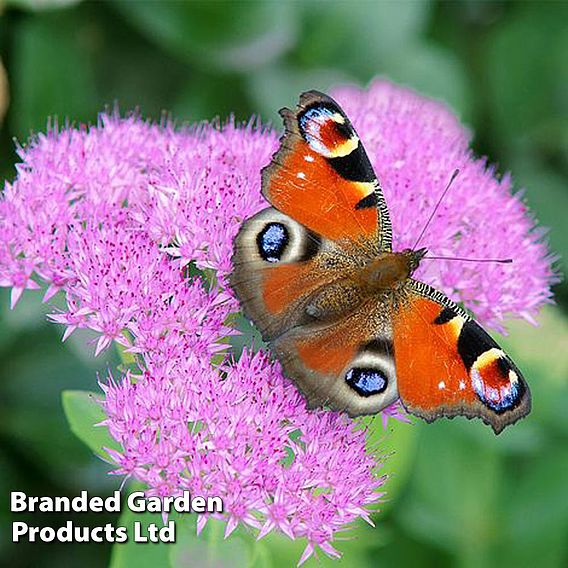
xmin=393 ymin=280 xmax=531 ymax=433
xmin=262 ymin=90 xmax=392 ymax=250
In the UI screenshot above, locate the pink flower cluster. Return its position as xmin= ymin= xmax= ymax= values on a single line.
xmin=0 ymin=107 xmax=385 ymax=561
xmin=0 ymin=80 xmax=555 ymax=562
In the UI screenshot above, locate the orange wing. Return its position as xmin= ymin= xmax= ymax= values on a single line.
xmin=262 ymin=91 xmax=392 ymax=249
xmin=393 ymin=281 xmax=531 ymax=434
xmin=272 ymin=296 xmax=399 ymax=417
xmin=230 ymin=207 xmax=360 ymax=341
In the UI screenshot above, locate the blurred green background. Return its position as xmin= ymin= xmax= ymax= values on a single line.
xmin=0 ymin=1 xmax=567 ymax=567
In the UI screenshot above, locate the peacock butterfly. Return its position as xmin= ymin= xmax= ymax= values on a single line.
xmin=230 ymin=91 xmax=530 ymax=434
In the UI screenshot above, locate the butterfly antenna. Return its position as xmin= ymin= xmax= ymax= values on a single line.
xmin=423 ymin=256 xmax=513 ymax=264
xmin=412 ymin=169 xmax=460 ymax=250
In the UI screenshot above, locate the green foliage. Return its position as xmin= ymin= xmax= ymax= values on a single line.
xmin=393 ymin=308 xmax=568 ymax=568
xmin=10 ymin=12 xmax=98 ymax=135
xmin=0 ymin=2 xmax=567 ymax=568
xmin=62 ymin=390 xmax=121 ymax=460
xmin=361 ymin=416 xmax=418 ymax=514
xmin=110 ymin=499 xmax=265 ymax=568
xmin=109 ymin=493 xmax=172 ymax=568
xmin=110 ymin=1 xmax=298 ymax=72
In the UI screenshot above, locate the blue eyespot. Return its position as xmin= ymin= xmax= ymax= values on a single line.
xmin=298 ymin=106 xmax=340 ymax=155
xmin=345 ymin=367 xmax=387 ymax=397
xmin=299 ymin=106 xmax=335 ymax=131
xmin=471 ymin=360 xmax=522 ymax=413
xmin=257 ymin=223 xmax=289 ymax=263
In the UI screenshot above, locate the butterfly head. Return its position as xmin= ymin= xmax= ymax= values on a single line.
xmin=404 ymin=247 xmax=428 ymax=274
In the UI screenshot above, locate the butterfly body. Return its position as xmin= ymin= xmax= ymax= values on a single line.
xmin=230 ymin=91 xmax=530 ymax=434
xmin=355 ymin=248 xmax=426 ymax=292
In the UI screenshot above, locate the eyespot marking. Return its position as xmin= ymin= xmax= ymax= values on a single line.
xmin=298 ymin=104 xmax=358 ymax=158
xmin=471 ymin=364 xmax=522 ymax=413
xmin=345 ymin=367 xmax=388 ymax=397
xmin=471 ymin=350 xmax=523 ymax=413
xmin=257 ymin=223 xmax=289 ymax=263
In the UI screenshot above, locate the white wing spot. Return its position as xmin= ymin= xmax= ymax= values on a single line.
xmin=487 ymin=386 xmax=500 ymax=402
xmin=296 ymin=172 xmax=306 ymax=179
xmin=459 ymin=380 xmax=466 ymax=390
xmin=304 ymin=155 xmax=314 ymax=162
xmin=438 ymin=381 xmax=446 ymax=390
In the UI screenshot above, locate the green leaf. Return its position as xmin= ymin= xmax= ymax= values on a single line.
xmin=298 ymin=1 xmax=431 ymax=78
xmin=360 ymin=415 xmax=418 ymax=512
xmin=6 ymin=0 xmax=83 ymax=11
xmin=110 ymin=1 xmax=297 ymax=72
xmin=110 ymin=491 xmax=172 ymax=568
xmin=396 ymin=421 xmax=504 ymax=565
xmin=0 ymin=293 xmax=117 ymax=485
xmin=115 ymin=342 xmax=136 ymax=366
xmin=501 ymin=449 xmax=568 ymax=568
xmin=509 ymin=158 xmax=568 ymax=283
xmin=11 ymin=11 xmax=98 ymax=137
xmin=485 ymin=3 xmax=568 ymax=153
xmin=379 ymin=42 xmax=472 ymax=120
xmin=62 ymin=390 xmax=120 ymax=459
xmin=172 ymin=74 xmax=252 ymax=124
xmin=169 ymin=517 xmax=254 ymax=568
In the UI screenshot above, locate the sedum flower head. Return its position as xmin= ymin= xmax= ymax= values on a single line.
xmin=0 ymin=80 xmax=555 ymax=561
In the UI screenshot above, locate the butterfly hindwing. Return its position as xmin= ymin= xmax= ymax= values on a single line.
xmin=262 ymin=90 xmax=392 ymax=249
xmin=272 ymin=297 xmax=399 ymax=416
xmin=393 ymin=280 xmax=531 ymax=434
xmin=231 ymin=207 xmax=372 ymax=341
xmin=231 ymin=206 xmax=400 ymax=416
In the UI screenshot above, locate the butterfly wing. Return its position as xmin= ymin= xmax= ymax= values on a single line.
xmin=271 ymin=295 xmax=399 ymax=416
xmin=231 ymin=90 xmax=396 ymax=412
xmin=393 ymin=280 xmax=531 ymax=434
xmin=232 ymin=91 xmax=531 ymax=433
xmin=231 ymin=91 xmax=389 ymax=341
xmin=231 ymin=206 xmax=400 ymax=415
xmin=262 ymin=90 xmax=392 ymax=250
xmin=231 ymin=206 xmax=369 ymax=341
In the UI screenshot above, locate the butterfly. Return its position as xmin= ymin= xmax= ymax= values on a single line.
xmin=230 ymin=90 xmax=530 ymax=434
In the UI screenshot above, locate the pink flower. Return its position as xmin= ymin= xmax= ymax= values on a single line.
xmin=0 ymin=79 xmax=555 ymax=562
